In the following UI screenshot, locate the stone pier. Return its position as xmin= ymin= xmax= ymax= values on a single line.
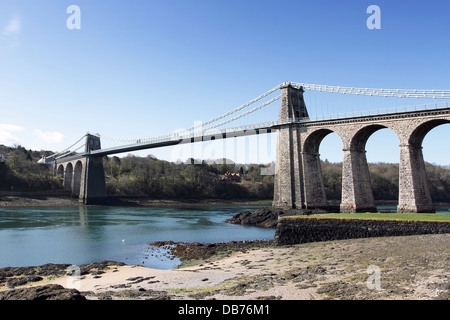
xmin=272 ymin=84 xmax=450 ymax=213
xmin=273 ymin=83 xmax=308 ymax=209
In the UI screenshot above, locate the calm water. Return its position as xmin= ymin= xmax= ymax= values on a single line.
xmin=0 ymin=206 xmax=274 ymax=269
xmin=0 ymin=205 xmax=448 ymax=270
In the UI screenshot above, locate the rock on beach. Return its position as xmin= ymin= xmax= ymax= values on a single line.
xmin=225 ymin=207 xmax=334 ymax=228
xmin=0 ymin=284 xmax=86 ymax=300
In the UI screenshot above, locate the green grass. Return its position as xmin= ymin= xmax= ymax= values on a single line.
xmin=295 ymin=212 xmax=450 ymax=222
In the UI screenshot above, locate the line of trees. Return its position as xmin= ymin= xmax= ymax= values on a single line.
xmin=102 ymin=155 xmax=274 ymax=200
xmin=1 ymin=145 xmax=449 ymax=202
xmin=0 ymin=145 xmax=61 ymax=192
xmin=321 ymin=160 xmax=450 ymax=202
xmin=104 ymin=154 xmax=450 ymax=202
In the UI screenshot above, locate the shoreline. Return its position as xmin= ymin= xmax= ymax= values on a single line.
xmin=1 ymin=194 xmax=449 ymax=209
xmin=0 ymin=233 xmax=448 ymax=300
xmin=0 ymin=194 xmax=272 ymax=208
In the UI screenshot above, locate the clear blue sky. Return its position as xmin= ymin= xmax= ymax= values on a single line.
xmin=1 ymin=0 xmax=449 ymax=165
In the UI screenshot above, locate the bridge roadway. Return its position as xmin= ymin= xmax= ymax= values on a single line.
xmin=63 ymin=121 xmax=279 ymax=160
xmin=57 ymin=106 xmax=450 ymax=161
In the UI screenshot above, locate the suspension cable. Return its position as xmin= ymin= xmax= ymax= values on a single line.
xmin=289 ymin=82 xmax=450 ymax=99
xmin=93 ymin=82 xmax=450 ymax=144
xmin=52 ymin=134 xmax=87 ymax=157
xmin=183 ymin=83 xmax=282 ymax=132
xmin=97 ymin=84 xmax=283 ymax=143
xmin=203 ymin=95 xmax=281 ymax=131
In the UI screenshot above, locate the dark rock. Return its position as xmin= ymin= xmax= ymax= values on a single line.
xmin=79 ymin=261 xmax=125 ymax=275
xmin=0 ymin=284 xmax=86 ymax=300
xmin=111 ymin=284 xmax=132 ymax=289
xmin=149 ymin=239 xmax=274 ymax=262
xmin=7 ymin=276 xmax=43 ymax=288
xmin=0 ymin=264 xmax=70 ymax=279
xmin=0 ymin=261 xmax=125 ymax=280
xmin=101 ymin=288 xmax=172 ymax=300
xmin=225 ymin=208 xmax=283 ymax=228
xmin=226 ymin=207 xmax=335 ymax=228
xmin=126 ymin=276 xmax=143 ymax=282
xmin=147 ymin=280 xmax=160 ymax=284
xmin=307 ymin=265 xmax=327 ymax=275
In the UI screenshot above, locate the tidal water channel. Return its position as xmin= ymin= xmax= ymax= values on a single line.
xmin=0 ymin=206 xmax=274 ymax=269
xmin=0 ymin=205 xmax=448 ymax=270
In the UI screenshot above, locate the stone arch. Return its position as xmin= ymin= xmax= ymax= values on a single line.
xmin=72 ymin=161 xmax=83 ymax=197
xmin=408 ymin=119 xmax=450 ymax=147
xmin=398 ymin=119 xmax=450 ymax=213
xmin=303 ymin=128 xmax=338 ymax=154
xmin=341 ymin=124 xmax=399 ymax=213
xmin=64 ymin=163 xmax=73 ymax=191
xmin=349 ymin=124 xmax=401 ymax=152
xmin=302 ymin=128 xmax=344 ymax=209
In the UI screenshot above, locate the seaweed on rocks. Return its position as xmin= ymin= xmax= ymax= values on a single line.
xmin=0 ymin=260 xmax=126 ymax=291
xmin=0 ymin=284 xmax=86 ymax=300
xmin=149 ymin=240 xmax=275 ymax=263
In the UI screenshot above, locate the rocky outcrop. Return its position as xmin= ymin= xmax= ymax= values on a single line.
xmin=0 ymin=261 xmax=125 ymax=282
xmin=226 ymin=207 xmax=335 ymax=228
xmin=0 ymin=284 xmax=86 ymax=300
xmin=0 ymin=260 xmax=126 ymax=300
xmin=226 ymin=208 xmax=283 ymax=228
xmin=0 ymin=263 xmax=71 ymax=279
xmin=6 ymin=276 xmax=43 ymax=289
xmin=149 ymin=240 xmax=274 ymax=262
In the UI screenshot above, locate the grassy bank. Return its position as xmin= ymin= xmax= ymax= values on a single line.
xmin=306 ymin=212 xmax=450 ymax=222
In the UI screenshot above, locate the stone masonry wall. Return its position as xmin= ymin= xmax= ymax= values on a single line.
xmin=275 ymin=216 xmax=450 ymax=245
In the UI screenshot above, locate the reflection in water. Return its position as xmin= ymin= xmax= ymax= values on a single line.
xmin=78 ymin=206 xmax=87 ymax=227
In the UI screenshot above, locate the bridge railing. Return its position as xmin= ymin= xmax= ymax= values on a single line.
xmin=307 ymin=101 xmax=450 ymax=122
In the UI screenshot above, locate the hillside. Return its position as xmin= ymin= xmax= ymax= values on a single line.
xmin=0 ymin=145 xmax=61 ymax=192
xmin=0 ymin=145 xmax=449 ymax=202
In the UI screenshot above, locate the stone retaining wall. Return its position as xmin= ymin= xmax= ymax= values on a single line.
xmin=275 ymin=217 xmax=450 ymax=245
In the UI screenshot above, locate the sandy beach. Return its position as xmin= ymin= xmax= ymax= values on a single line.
xmin=3 ymin=233 xmax=447 ymax=300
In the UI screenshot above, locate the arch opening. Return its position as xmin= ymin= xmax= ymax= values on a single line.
xmin=56 ymin=165 xmax=64 ymax=176
xmin=341 ymin=124 xmax=399 ymax=213
xmin=364 ymin=127 xmax=400 ymax=211
xmin=409 ymin=119 xmax=450 ymax=148
xmin=405 ymin=120 xmax=450 ymax=212
xmin=302 ymin=129 xmax=343 ymax=209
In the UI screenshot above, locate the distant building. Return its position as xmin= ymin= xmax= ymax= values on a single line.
xmin=0 ymin=154 xmax=5 ymax=163
xmin=221 ymin=172 xmax=242 ymax=182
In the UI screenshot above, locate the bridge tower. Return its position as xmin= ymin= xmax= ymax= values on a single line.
xmin=80 ymin=134 xmax=107 ymax=204
xmin=273 ymin=83 xmax=317 ymax=209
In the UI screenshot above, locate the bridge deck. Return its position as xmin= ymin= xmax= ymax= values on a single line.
xmin=55 ymin=107 xmax=450 ymax=162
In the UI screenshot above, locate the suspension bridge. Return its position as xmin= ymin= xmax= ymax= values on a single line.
xmin=40 ymin=81 xmax=450 ymax=213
